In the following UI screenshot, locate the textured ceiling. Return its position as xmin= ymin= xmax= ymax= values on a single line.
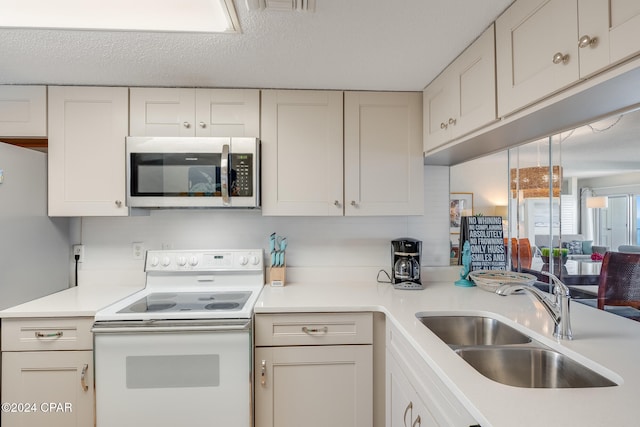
xmin=0 ymin=0 xmax=513 ymax=90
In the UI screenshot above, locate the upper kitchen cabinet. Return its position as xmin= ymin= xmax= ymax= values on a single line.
xmin=423 ymin=24 xmax=496 ymax=152
xmin=261 ymin=90 xmax=423 ymax=216
xmin=497 ymin=0 xmax=640 ymax=117
xmin=345 ymin=92 xmax=423 ymax=216
xmin=261 ymin=90 xmax=344 ymax=216
xmin=129 ymin=88 xmax=260 ymax=137
xmin=48 ymin=86 xmax=129 ymax=216
xmin=496 ymin=0 xmax=580 ymax=117
xmin=578 ymin=0 xmax=640 ymax=77
xmin=0 ymin=85 xmax=47 ymax=137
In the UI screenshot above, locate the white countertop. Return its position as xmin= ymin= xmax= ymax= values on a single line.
xmin=255 ymin=279 xmax=640 ymax=427
xmin=0 ymin=285 xmax=142 ymax=318
xmin=3 ymin=272 xmax=639 ymax=427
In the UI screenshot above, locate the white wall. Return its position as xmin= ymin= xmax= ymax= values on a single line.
xmin=73 ymin=166 xmax=451 ymax=285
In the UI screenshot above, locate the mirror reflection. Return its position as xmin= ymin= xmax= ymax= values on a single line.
xmin=451 ymin=108 xmax=640 ymax=316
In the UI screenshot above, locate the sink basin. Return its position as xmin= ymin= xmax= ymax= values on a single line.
xmin=455 ymin=347 xmax=617 ymax=388
xmin=417 ymin=315 xmax=532 ymax=346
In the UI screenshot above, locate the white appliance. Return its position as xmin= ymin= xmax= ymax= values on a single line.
xmin=126 ymin=136 xmax=260 ymax=208
xmin=0 ymin=142 xmax=70 ymax=309
xmin=93 ymin=249 xmax=264 ymax=427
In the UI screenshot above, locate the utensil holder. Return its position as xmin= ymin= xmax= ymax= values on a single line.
xmin=269 ymin=266 xmax=286 ymax=287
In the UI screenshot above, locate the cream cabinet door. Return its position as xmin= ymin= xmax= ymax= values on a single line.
xmin=255 ymin=345 xmax=373 ymax=427
xmin=423 ymin=69 xmax=455 ymax=151
xmin=387 ymin=352 xmax=438 ymax=427
xmin=579 ymin=0 xmax=640 ymax=77
xmin=0 ymin=85 xmax=47 ymax=137
xmin=1 ymin=351 xmax=94 ymax=427
xmin=424 ymin=24 xmax=496 ymax=152
xmin=48 ymin=86 xmax=128 ymax=216
xmin=129 ymin=87 xmax=195 ymax=136
xmin=261 ymin=89 xmax=344 ymax=216
xmin=496 ymin=0 xmax=579 ymax=117
xmin=194 ymin=88 xmax=259 ymax=137
xmin=344 ymin=91 xmax=423 ymax=216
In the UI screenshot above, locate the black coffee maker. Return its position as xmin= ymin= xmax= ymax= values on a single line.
xmin=391 ymin=238 xmax=423 ymax=290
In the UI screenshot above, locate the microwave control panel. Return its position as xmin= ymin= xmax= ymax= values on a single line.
xmin=231 ymin=153 xmax=253 ymax=197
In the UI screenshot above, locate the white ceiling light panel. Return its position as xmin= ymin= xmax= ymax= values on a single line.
xmin=0 ymin=0 xmax=241 ymax=33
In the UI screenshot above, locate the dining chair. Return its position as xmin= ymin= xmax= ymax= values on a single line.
xmin=597 ymin=252 xmax=640 ymax=310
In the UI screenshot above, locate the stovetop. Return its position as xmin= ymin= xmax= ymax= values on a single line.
xmin=94 ymin=249 xmax=264 ymax=322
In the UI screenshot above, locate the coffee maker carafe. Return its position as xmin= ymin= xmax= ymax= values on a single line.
xmin=391 ymin=238 xmax=423 ymax=290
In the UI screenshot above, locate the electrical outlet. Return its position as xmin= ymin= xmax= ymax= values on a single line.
xmin=73 ymin=244 xmax=84 ymax=263
xmin=132 ymin=242 xmax=145 ymax=260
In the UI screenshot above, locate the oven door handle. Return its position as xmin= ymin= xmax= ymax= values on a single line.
xmin=92 ymin=320 xmax=251 ymax=334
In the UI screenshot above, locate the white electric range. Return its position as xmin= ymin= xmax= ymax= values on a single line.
xmin=93 ymin=249 xmax=264 ymax=427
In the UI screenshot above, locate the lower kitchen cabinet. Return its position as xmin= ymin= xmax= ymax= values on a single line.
xmin=1 ymin=317 xmax=95 ymax=427
xmin=386 ymin=323 xmax=479 ymax=427
xmin=254 ymin=313 xmax=373 ymax=427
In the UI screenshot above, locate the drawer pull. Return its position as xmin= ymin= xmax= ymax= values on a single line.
xmin=301 ymin=326 xmax=328 ymax=335
xmin=260 ymin=360 xmax=267 ymax=386
xmin=81 ymin=364 xmax=89 ymax=391
xmin=35 ymin=331 xmax=63 ymax=339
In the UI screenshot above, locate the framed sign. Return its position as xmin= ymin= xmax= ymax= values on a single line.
xmin=450 ymin=192 xmax=473 ymax=233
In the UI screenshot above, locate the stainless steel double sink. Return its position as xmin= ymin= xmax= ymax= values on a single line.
xmin=416 ymin=314 xmax=617 ymax=388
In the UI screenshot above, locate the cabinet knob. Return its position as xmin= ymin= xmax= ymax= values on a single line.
xmin=199 ymin=121 xmax=206 ymax=128
xmin=578 ymin=35 xmax=598 ymax=49
xmin=350 ymin=200 xmax=358 ymax=207
xmin=115 ymin=200 xmax=122 ymax=207
xmin=183 ymin=121 xmax=191 ymax=128
xmin=448 ymin=117 xmax=457 ymax=126
xmin=440 ymin=122 xmax=448 ymax=130
xmin=552 ymin=52 xmax=569 ymax=65
xmin=334 ymin=200 xmax=341 ymax=207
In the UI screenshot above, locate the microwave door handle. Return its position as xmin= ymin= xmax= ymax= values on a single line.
xmin=221 ymin=143 xmax=230 ymax=206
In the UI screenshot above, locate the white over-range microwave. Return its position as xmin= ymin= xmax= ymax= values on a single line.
xmin=126 ymin=136 xmax=260 ymax=208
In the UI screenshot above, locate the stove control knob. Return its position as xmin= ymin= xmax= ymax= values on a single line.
xmin=189 ymin=256 xmax=199 ymax=266
xmin=161 ymin=256 xmax=171 ymax=267
xmin=177 ymin=256 xmax=187 ymax=266
xmin=149 ymin=256 xmax=160 ymax=267
xmin=251 ymin=256 xmax=260 ymax=265
xmin=239 ymin=255 xmax=249 ymax=266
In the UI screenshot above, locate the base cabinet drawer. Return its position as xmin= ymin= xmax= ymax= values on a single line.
xmin=255 ymin=312 xmax=373 ymax=346
xmin=1 ymin=317 xmax=94 ymax=351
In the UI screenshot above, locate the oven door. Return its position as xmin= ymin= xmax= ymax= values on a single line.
xmin=93 ymin=320 xmax=252 ymax=427
xmin=126 ymin=136 xmax=259 ymax=208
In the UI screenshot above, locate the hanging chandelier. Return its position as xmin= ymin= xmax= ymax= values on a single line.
xmin=510 ymin=166 xmax=562 ymax=198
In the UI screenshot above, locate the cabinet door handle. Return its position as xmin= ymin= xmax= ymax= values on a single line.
xmin=552 ymin=52 xmax=569 ymax=64
xmin=440 ymin=122 xmax=448 ymax=130
xmin=301 ymin=326 xmax=328 ymax=335
xmin=334 ymin=200 xmax=341 ymax=207
xmin=260 ymin=360 xmax=267 ymax=386
xmin=115 ymin=200 xmax=123 ymax=207
xmin=35 ymin=331 xmax=63 ymax=339
xmin=412 ymin=415 xmax=421 ymax=427
xmin=183 ymin=121 xmax=191 ymax=128
xmin=81 ymin=364 xmax=89 ymax=391
xmin=403 ymin=401 xmax=413 ymax=427
xmin=448 ymin=117 xmax=457 ymax=126
xmin=199 ymin=121 xmax=206 ymax=128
